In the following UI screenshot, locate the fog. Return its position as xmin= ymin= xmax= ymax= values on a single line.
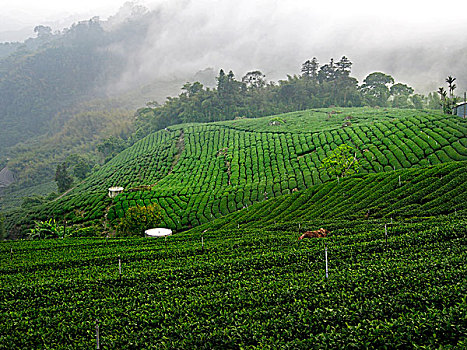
xmin=106 ymin=0 xmax=467 ymax=94
xmin=4 ymin=0 xmax=467 ymax=94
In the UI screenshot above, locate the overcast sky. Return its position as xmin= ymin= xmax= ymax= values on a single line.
xmin=1 ymin=0 xmax=467 ymax=93
xmin=3 ymin=0 xmax=467 ymax=38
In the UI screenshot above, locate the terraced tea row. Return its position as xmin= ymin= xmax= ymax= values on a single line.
xmin=10 ymin=108 xmax=467 ymax=232
xmin=1 ymin=216 xmax=465 ymax=348
xmin=198 ymin=161 xmax=467 ymax=232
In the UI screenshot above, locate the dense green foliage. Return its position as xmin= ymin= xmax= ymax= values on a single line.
xmin=0 ymin=215 xmax=465 ymax=348
xmin=27 ymin=219 xmax=62 ymax=239
xmin=133 ymin=60 xmax=440 ymax=140
xmin=0 ymin=214 xmax=5 ymax=240
xmin=319 ymin=143 xmax=360 ymax=178
xmin=3 ymin=106 xmax=134 ymax=188
xmin=117 ymin=204 xmax=162 ymax=237
xmin=0 ymin=181 xmax=57 ymax=212
xmin=5 ymin=108 xmax=466 ymax=236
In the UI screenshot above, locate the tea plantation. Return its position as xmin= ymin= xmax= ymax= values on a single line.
xmin=1 ymin=107 xmax=467 ymax=348
xmin=8 ymin=107 xmax=467 ymax=233
xmin=0 ymin=215 xmax=465 ymax=348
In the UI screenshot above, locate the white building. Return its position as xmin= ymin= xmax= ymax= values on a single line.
xmin=108 ymin=186 xmax=124 ymax=198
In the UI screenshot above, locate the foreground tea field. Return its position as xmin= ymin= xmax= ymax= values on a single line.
xmin=0 ymin=216 xmax=465 ymax=348
xmin=9 ymin=108 xmax=466 ymax=233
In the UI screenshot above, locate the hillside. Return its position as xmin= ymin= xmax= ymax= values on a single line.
xmin=195 ymin=161 xmax=467 ymax=232
xmin=7 ymin=107 xmax=466 ymax=234
xmin=2 ymin=107 xmax=466 ymax=348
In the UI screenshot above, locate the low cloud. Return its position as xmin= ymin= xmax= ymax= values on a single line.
xmin=106 ymin=0 xmax=467 ymax=94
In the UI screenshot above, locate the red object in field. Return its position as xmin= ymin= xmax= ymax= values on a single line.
xmin=298 ymin=228 xmax=330 ymax=240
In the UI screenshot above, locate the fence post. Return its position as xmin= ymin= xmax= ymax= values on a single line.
xmin=118 ymin=255 xmax=121 ymax=278
xmin=385 ymin=223 xmax=388 ymax=245
xmin=95 ymin=319 xmax=100 ymax=349
xmin=325 ymin=242 xmax=329 ymax=279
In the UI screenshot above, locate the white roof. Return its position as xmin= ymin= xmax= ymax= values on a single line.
xmin=108 ymin=186 xmax=124 ymax=191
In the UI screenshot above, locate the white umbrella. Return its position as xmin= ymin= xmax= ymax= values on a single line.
xmin=145 ymin=228 xmax=173 ymax=237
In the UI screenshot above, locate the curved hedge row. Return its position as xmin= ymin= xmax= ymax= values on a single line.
xmin=12 ymin=108 xmax=467 ymax=232
xmin=196 ymin=161 xmax=467 ymax=231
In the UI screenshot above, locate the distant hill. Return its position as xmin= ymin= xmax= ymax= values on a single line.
xmin=0 ymin=7 xmax=190 ymax=203
xmin=6 ymin=107 xmax=466 ymax=235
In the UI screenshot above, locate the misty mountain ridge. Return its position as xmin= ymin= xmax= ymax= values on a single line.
xmin=0 ymin=3 xmax=211 ymax=155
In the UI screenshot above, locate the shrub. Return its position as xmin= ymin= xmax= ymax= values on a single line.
xmin=117 ymin=203 xmax=162 ymax=236
xmin=27 ymin=219 xmax=62 ymax=239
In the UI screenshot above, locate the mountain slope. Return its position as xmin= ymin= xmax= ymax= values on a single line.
xmin=7 ymin=107 xmax=466 ymax=234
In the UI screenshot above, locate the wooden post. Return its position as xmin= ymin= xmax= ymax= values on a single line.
xmin=385 ymin=223 xmax=388 ymax=245
xmin=95 ymin=319 xmax=100 ymax=349
xmin=324 ymin=242 xmax=329 ymax=279
xmin=201 ymin=236 xmax=204 ymax=252
xmin=10 ymin=248 xmax=13 ymax=260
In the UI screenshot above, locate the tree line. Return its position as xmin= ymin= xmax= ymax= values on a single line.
xmin=133 ymin=56 xmax=445 ymax=139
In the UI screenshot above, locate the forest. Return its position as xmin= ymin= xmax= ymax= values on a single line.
xmin=132 ymin=58 xmax=445 ymax=140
